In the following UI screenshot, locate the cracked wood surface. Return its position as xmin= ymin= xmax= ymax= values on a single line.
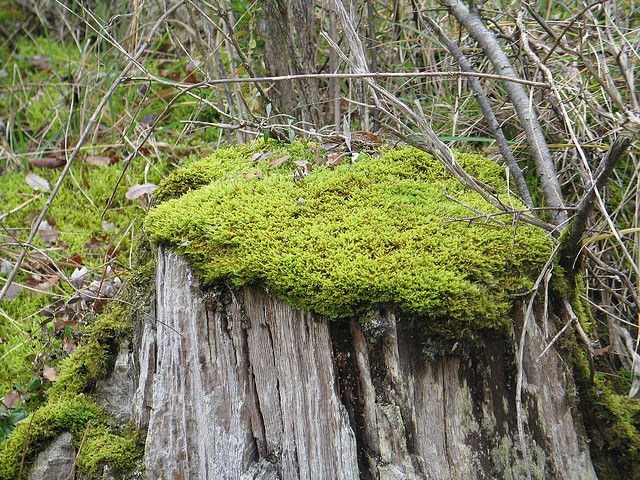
xmin=134 ymin=249 xmax=597 ymax=479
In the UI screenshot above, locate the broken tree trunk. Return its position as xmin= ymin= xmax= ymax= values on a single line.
xmin=130 ymin=248 xmax=597 ymax=479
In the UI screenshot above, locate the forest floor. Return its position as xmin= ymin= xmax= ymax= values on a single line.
xmin=0 ymin=3 xmax=221 ymax=437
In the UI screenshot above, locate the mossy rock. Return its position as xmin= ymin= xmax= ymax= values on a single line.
xmin=145 ymin=141 xmax=552 ymax=341
xmin=0 ymin=395 xmax=142 ymax=480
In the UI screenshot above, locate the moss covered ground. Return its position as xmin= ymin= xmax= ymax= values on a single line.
xmin=0 ymin=293 xmax=148 ymax=479
xmin=145 ymin=141 xmax=552 ymax=341
xmin=0 ymin=158 xmax=163 ymax=478
xmin=0 ymin=157 xmax=168 ymax=401
xmin=0 ymin=18 xmax=196 ymax=477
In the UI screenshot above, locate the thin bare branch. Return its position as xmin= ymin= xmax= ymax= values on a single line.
xmin=124 ymin=69 xmax=550 ymax=89
xmin=423 ymin=14 xmax=534 ymax=210
xmin=326 ymin=0 xmax=554 ymax=234
xmin=439 ymin=0 xmax=567 ymax=225
xmin=561 ymin=135 xmax=632 ymax=272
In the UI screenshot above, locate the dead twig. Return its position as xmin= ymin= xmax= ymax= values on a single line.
xmin=439 ymin=0 xmax=567 ymax=225
xmin=123 ymin=69 xmax=550 ymax=89
xmin=561 ymin=135 xmax=632 ymax=272
xmin=423 ymin=15 xmax=534 ymax=210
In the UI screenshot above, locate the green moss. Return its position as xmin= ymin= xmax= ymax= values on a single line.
xmin=550 ymin=263 xmax=640 ymax=478
xmin=48 ymin=253 xmax=153 ymax=400
xmin=76 ymin=425 xmax=143 ymax=478
xmin=0 ymin=37 xmax=90 ymax=149
xmin=152 ymin=140 xmax=313 ymax=203
xmin=570 ymin=345 xmax=640 ymax=480
xmin=0 ymin=395 xmax=102 ymax=479
xmin=0 ymin=395 xmax=143 ymax=480
xmin=0 ymin=159 xmax=167 ymax=253
xmin=0 ymin=253 xmax=153 ymax=479
xmin=145 ymin=142 xmax=552 ymax=340
xmin=0 ymin=292 xmax=50 ymax=393
xmin=0 ymin=157 xmax=167 ymax=398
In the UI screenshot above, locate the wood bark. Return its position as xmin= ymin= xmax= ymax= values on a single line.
xmin=126 ymin=249 xmax=598 ymax=479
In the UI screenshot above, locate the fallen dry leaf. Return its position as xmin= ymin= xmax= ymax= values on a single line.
xmin=84 ymin=237 xmax=105 ymax=250
xmin=293 ymin=160 xmax=313 ymax=180
xmin=125 ymin=183 xmax=157 ymax=200
xmin=25 ymin=172 xmax=51 ymax=192
xmin=269 ymin=155 xmax=290 ymax=168
xmin=30 ymin=53 xmax=51 ymax=71
xmin=69 ymin=254 xmax=83 ymax=265
xmin=325 ymin=152 xmax=348 ymax=169
xmin=102 ymin=220 xmax=117 ymax=231
xmin=70 ymin=266 xmax=89 ymax=289
xmin=25 ymin=274 xmax=58 ymax=293
xmin=37 ymin=219 xmax=60 ymax=243
xmin=3 ymin=283 xmax=21 ymax=301
xmin=138 ymin=113 xmax=160 ymax=126
xmin=251 ymin=151 xmax=275 ymax=162
xmin=0 ymin=259 xmax=12 ymax=274
xmin=28 ymin=156 xmax=65 ymax=168
xmin=2 ymin=391 xmax=19 ymax=409
xmin=62 ymin=338 xmax=77 ymax=355
xmin=42 ymin=365 xmax=57 ymax=381
xmin=54 ymin=317 xmax=78 ymax=334
xmin=243 ymin=173 xmax=264 ymax=180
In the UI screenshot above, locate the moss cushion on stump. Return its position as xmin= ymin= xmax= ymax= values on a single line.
xmin=144 ymin=141 xmax=551 ymax=342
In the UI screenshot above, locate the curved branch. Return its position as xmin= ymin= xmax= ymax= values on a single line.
xmin=323 ymin=4 xmax=554 ymax=234
xmin=560 ymin=135 xmax=632 ymax=272
xmin=439 ymin=0 xmax=567 ymax=225
xmin=423 ymin=15 xmax=535 ymax=210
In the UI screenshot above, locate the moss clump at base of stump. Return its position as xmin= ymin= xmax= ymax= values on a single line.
xmin=566 ymin=336 xmax=640 ymax=480
xmin=0 ymin=252 xmax=154 ymax=480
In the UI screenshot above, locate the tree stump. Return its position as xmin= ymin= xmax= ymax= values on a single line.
xmin=133 ymin=249 xmax=597 ymax=479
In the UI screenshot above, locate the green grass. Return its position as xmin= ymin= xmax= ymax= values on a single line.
xmin=0 ymin=259 xmax=152 ymax=480
xmin=0 ymin=156 xmax=170 ymax=408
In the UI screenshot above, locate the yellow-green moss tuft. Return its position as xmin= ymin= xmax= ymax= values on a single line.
xmin=76 ymin=425 xmax=144 ymax=478
xmin=152 ymin=140 xmax=313 ymax=203
xmin=570 ymin=346 xmax=640 ymax=480
xmin=0 ymin=396 xmax=102 ymax=479
xmin=0 ymin=396 xmax=143 ymax=479
xmin=145 ymin=143 xmax=552 ymax=340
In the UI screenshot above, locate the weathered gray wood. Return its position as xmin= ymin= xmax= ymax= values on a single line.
xmin=133 ymin=249 xmax=598 ymax=479
xmin=95 ymin=340 xmax=135 ymax=424
xmin=140 ymin=249 xmax=358 ymax=479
